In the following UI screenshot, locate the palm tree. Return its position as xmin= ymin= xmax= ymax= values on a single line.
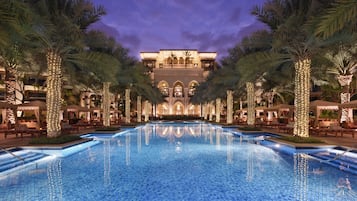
xmin=314 ymin=0 xmax=357 ymax=39
xmin=252 ymin=0 xmax=338 ymax=137
xmin=114 ymin=62 xmax=164 ymax=123
xmin=28 ymin=0 xmax=105 ymax=137
xmin=0 ymin=1 xmax=32 ymax=125
xmin=234 ymin=31 xmax=275 ymax=125
xmin=191 ymin=30 xmax=275 ymax=124
xmin=0 ymin=0 xmax=28 ymax=47
xmin=83 ymin=30 xmax=128 ymax=126
xmin=325 ymin=45 xmax=357 ymax=121
xmin=183 ymin=50 xmax=191 ymax=67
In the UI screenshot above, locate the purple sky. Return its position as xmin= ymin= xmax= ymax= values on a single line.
xmin=91 ymin=0 xmax=268 ymax=61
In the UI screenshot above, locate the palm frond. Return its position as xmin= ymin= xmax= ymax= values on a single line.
xmin=237 ymin=51 xmax=291 ymax=83
xmin=315 ymin=0 xmax=357 ymax=38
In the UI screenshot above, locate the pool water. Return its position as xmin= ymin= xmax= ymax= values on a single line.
xmin=0 ymin=122 xmax=356 ymax=201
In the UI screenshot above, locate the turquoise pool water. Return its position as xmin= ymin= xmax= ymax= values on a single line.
xmin=0 ymin=122 xmax=356 ymax=201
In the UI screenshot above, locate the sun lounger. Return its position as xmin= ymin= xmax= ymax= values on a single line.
xmin=279 ymin=123 xmax=294 ymax=134
xmin=340 ymin=129 xmax=356 ymax=138
xmin=61 ymin=124 xmax=79 ymax=134
xmin=310 ymin=125 xmax=356 ymax=138
xmin=4 ymin=124 xmax=46 ymax=138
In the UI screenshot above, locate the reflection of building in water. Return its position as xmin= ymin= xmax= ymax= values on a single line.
xmin=155 ymin=124 xmax=211 ymax=141
xmin=141 ymin=49 xmax=216 ymax=116
xmin=215 ymin=127 xmax=221 ymax=150
xmin=209 ymin=126 xmax=214 ymax=144
xmin=103 ymin=140 xmax=111 ymax=186
xmin=334 ymin=177 xmax=357 ymax=198
xmin=137 ymin=127 xmax=142 ymax=152
xmin=126 ymin=135 xmax=131 ymax=166
xmin=226 ymin=134 xmax=233 ymax=164
xmin=47 ymin=159 xmax=63 ymax=201
xmin=294 ymin=153 xmax=308 ymax=201
xmin=246 ymin=150 xmax=254 ymax=182
xmin=145 ymin=124 xmax=152 ymax=145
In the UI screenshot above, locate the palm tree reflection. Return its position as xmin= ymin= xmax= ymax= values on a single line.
xmin=294 ymin=153 xmax=309 ymax=201
xmin=47 ymin=159 xmax=63 ymax=201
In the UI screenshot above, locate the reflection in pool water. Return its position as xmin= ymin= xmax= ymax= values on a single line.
xmin=0 ymin=122 xmax=356 ymax=201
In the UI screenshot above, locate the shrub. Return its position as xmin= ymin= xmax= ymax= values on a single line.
xmin=238 ymin=126 xmax=262 ymax=131
xmin=155 ymin=115 xmax=203 ymax=121
xmin=280 ymin=136 xmax=324 ymax=143
xmin=29 ymin=135 xmax=82 ymax=145
xmin=95 ymin=126 xmax=121 ymax=131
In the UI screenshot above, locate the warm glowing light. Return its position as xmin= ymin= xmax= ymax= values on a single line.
xmin=227 ymin=90 xmax=233 ymax=124
xmin=137 ymin=96 xmax=142 ymax=123
xmin=246 ymin=82 xmax=255 ymax=125
xmin=216 ymin=98 xmax=221 ymax=123
xmin=293 ymin=59 xmax=311 ymax=138
xmin=103 ymin=82 xmax=111 ymax=126
xmin=198 ymin=52 xmax=217 ymax=59
xmin=125 ymin=89 xmax=131 ymax=123
xmin=140 ymin=52 xmax=159 ymax=59
xmin=46 ymin=50 xmax=62 ymax=137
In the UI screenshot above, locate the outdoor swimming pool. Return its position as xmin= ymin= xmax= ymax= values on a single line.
xmin=0 ymin=122 xmax=356 ymax=201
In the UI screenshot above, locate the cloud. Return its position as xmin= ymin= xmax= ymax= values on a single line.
xmin=229 ymin=7 xmax=241 ymax=23
xmin=181 ymin=18 xmax=267 ymax=61
xmin=89 ymin=21 xmax=142 ymax=56
xmin=91 ymin=0 xmax=268 ymax=61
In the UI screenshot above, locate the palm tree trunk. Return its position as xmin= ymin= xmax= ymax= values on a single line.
xmin=215 ymin=98 xmax=221 ymax=123
xmin=246 ymin=82 xmax=255 ymax=126
xmin=144 ymin=100 xmax=149 ymax=122
xmin=5 ymin=63 xmax=17 ymax=124
xmin=337 ymin=75 xmax=353 ymax=122
xmin=125 ymin=88 xmax=131 ymax=123
xmin=293 ymin=59 xmax=311 ymax=138
xmin=46 ymin=50 xmax=62 ymax=137
xmin=266 ymin=91 xmax=274 ymax=108
xmin=227 ymin=90 xmax=233 ymax=124
xmin=203 ymin=103 xmax=207 ymax=120
xmin=137 ymin=96 xmax=142 ymax=123
xmin=102 ymin=82 xmax=111 ymax=127
xmin=209 ymin=102 xmax=213 ymax=121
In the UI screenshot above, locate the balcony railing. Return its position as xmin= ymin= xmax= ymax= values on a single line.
xmin=159 ymin=64 xmax=198 ymax=68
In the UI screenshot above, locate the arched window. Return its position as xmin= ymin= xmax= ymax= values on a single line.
xmin=158 ymin=81 xmax=169 ymax=96
xmin=166 ymin=57 xmax=172 ymax=65
xmin=173 ymin=82 xmax=184 ymax=97
xmin=179 ymin=57 xmax=184 ymax=64
xmin=188 ymin=81 xmax=198 ymax=96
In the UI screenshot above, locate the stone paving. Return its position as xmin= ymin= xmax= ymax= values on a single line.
xmin=263 ymin=128 xmax=357 ymax=149
xmin=0 ymin=128 xmax=95 ymax=149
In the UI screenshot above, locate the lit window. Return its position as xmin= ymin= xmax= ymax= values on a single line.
xmin=174 ymin=84 xmax=183 ymax=97
xmin=159 ymin=82 xmax=169 ymax=96
xmin=188 ymin=82 xmax=198 ymax=96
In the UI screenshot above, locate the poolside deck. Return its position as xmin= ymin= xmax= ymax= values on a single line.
xmin=262 ymin=127 xmax=357 ymax=149
xmin=0 ymin=128 xmax=95 ymax=149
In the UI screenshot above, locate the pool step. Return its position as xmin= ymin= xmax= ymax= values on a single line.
xmin=0 ymin=151 xmax=48 ymax=173
xmin=309 ymin=151 xmax=357 ymax=175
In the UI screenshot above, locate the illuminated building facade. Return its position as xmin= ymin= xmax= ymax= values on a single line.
xmin=140 ymin=49 xmax=216 ymax=116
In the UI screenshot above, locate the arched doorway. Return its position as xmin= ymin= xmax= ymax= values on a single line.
xmin=173 ymin=101 xmax=184 ymax=115
xmin=157 ymin=103 xmax=169 ymax=116
xmin=188 ymin=104 xmax=200 ymax=115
